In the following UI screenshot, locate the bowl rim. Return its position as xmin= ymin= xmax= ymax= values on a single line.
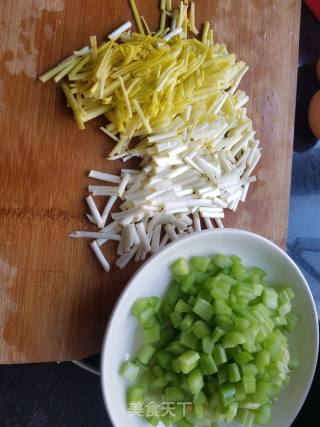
xmin=100 ymin=228 xmax=319 ymax=427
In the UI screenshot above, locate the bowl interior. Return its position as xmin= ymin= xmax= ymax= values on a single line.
xmin=101 ymin=229 xmax=319 ymax=427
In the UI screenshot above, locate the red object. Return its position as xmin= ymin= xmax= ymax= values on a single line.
xmin=304 ymin=0 xmax=320 ymax=20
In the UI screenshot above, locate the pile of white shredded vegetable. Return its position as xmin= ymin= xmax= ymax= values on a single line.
xmin=40 ymin=0 xmax=261 ymax=272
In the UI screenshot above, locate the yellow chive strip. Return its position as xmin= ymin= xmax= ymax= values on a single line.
xmin=60 ymin=82 xmax=84 ymax=129
xmin=118 ymin=76 xmax=132 ymax=118
xmin=189 ymin=2 xmax=199 ymax=35
xmin=202 ymin=21 xmax=210 ymax=43
xmin=39 ymin=55 xmax=78 ymax=83
xmin=166 ymin=0 xmax=172 ymax=12
xmin=129 ymin=0 xmax=145 ymax=35
xmin=160 ymin=0 xmax=167 ymax=34
xmin=133 ymin=99 xmax=152 ymax=134
xmin=90 ymin=35 xmax=98 ymax=61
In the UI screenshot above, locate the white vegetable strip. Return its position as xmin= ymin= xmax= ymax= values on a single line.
xmin=136 ymin=222 xmax=151 ymax=252
xmin=118 ymin=173 xmax=130 ymax=197
xmin=90 ymin=241 xmax=110 ymax=272
xmin=193 ymin=211 xmax=201 ymax=231
xmin=108 ymin=21 xmax=132 ymax=40
xmin=88 ymin=185 xmax=118 ymax=196
xmin=68 ymin=231 xmax=121 ymax=240
xmin=86 ymin=195 xmax=103 ymax=228
xmin=151 ymin=224 xmax=161 ymax=253
xmin=215 ymin=218 xmax=224 ymax=228
xmin=101 ymin=195 xmax=117 ymax=227
xmin=165 ymin=224 xmax=178 ymax=241
xmin=88 ymin=170 xmax=121 ymax=183
xmin=116 ymin=245 xmax=138 ymax=268
xmin=204 ymin=217 xmax=214 ymax=229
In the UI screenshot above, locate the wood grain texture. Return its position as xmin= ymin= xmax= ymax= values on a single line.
xmin=0 ymin=0 xmax=301 ymax=363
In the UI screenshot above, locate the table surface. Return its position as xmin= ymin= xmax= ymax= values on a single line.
xmin=0 ymin=2 xmax=319 ymax=427
xmin=0 ymin=0 xmax=300 ymax=363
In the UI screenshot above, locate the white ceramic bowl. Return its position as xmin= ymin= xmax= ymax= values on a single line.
xmin=101 ymin=229 xmax=319 ymax=427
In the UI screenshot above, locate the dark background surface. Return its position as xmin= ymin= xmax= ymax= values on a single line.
xmin=0 ymin=3 xmax=319 ymax=427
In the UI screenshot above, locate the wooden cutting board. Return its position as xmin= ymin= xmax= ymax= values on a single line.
xmin=0 ymin=0 xmax=301 ymax=363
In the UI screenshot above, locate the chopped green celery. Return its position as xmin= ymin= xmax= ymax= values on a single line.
xmin=222 ymin=332 xmax=246 ymax=348
xmin=205 ymin=274 xmax=235 ymax=300
xmin=242 ymin=374 xmax=256 ymax=394
xmin=187 ymin=295 xmax=196 ymax=306
xmin=215 ymin=300 xmax=232 ymax=316
xmin=212 ymin=326 xmax=226 ymax=343
xmin=230 ymin=293 xmax=250 ymax=308
xmin=217 ymin=365 xmax=228 ymax=385
xmin=192 ymin=320 xmax=211 ymax=338
xmin=120 ymin=361 xmax=140 ymax=382
xmin=177 ymin=350 xmax=200 ymax=374
xmin=213 ymin=344 xmax=227 ymax=366
xmin=254 ymin=402 xmax=273 ymax=424
xmin=212 ymin=254 xmax=233 ymax=268
xmin=166 ymin=340 xmax=186 ymax=355
xmin=263 ymin=330 xmax=287 ymax=359
xmin=236 ymin=409 xmax=255 ymax=427
xmin=149 ymin=296 xmax=162 ymax=311
xmin=278 ymin=301 xmax=292 ymax=316
xmin=246 ymin=266 xmax=267 ymax=283
xmin=194 ymin=401 xmax=205 ymax=419
xmin=255 ymin=351 xmax=270 ymax=373
xmin=151 ymin=365 xmax=163 ymax=378
xmin=200 ymin=353 xmax=218 ymax=375
xmin=206 ymin=262 xmax=219 ymax=275
xmin=170 ymin=311 xmax=183 ymax=328
xmin=190 ymin=256 xmax=210 ymax=272
xmin=188 ymin=368 xmax=204 ymax=394
xmin=241 ymin=363 xmax=258 ymax=376
xmin=132 ymin=298 xmax=149 ymax=316
xmin=165 ymin=386 xmax=186 ymax=402
xmin=158 ymin=327 xmax=175 ymax=347
xmin=150 ymin=376 xmax=168 ymax=388
xmin=156 ymin=350 xmax=172 ymax=369
xmin=254 ymin=380 xmax=272 ymax=403
xmin=226 ymin=401 xmax=238 ymax=422
xmin=235 ymin=351 xmax=253 ymax=365
xmin=289 ymin=355 xmax=299 ymax=369
xmin=278 ymin=287 xmax=295 ymax=303
xmin=192 ymin=271 xmax=209 ymax=283
xmin=138 ymin=344 xmax=156 ymax=365
xmin=144 ymin=323 xmax=160 ymax=343
xmin=231 ymin=260 xmax=247 ymax=281
xmin=156 ymin=309 xmax=166 ymax=327
xmin=180 ymin=314 xmax=196 ymax=332
xmin=235 ymin=383 xmax=246 ymax=401
xmin=220 ymin=382 xmax=236 ymax=405
xmin=193 ymin=297 xmax=215 ymax=321
xmin=242 ymin=330 xmax=258 ymax=353
xmin=234 ymin=317 xmax=250 ymax=331
xmin=171 ymin=358 xmax=183 ymax=373
xmin=165 ymin=370 xmax=180 ymax=385
xmin=163 ymin=280 xmax=180 ymax=309
xmin=228 ymin=363 xmax=241 ymax=382
xmin=194 ymin=390 xmax=208 ymax=404
xmin=138 ymin=307 xmax=156 ymax=326
xmin=171 ymin=257 xmax=190 ymax=275
xmin=198 ymin=288 xmax=213 ymax=302
xmin=127 ymin=386 xmax=144 ymax=406
xmin=175 ymin=299 xmax=192 ymax=313
xmin=181 ymin=274 xmax=196 ymax=294
xmin=273 ymin=316 xmax=287 ymax=327
xmin=262 ymin=287 xmax=278 ymax=310
xmin=202 ymin=336 xmax=215 ymax=354
xmin=179 ymin=331 xmax=199 ymax=350
xmin=226 ymin=346 xmax=241 ymax=360
xmin=215 ymin=315 xmax=234 ymax=332
xmin=180 ymin=376 xmax=191 ymax=394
